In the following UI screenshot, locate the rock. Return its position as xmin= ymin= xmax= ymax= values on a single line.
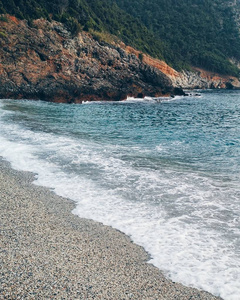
xmin=172 ymin=69 xmax=240 ymax=90
xmin=225 ymin=82 xmax=234 ymax=89
xmin=1 ymin=15 xmax=237 ymax=103
xmin=0 ymin=16 xmax=178 ymax=103
xmin=173 ymin=87 xmax=186 ymax=96
xmin=122 ymin=45 xmax=240 ymax=91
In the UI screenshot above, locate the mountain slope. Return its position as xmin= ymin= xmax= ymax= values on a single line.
xmin=0 ymin=0 xmax=168 ymax=62
xmin=1 ymin=0 xmax=240 ymax=76
xmin=0 ymin=16 xmax=177 ymax=102
xmin=114 ymin=0 xmax=240 ymax=75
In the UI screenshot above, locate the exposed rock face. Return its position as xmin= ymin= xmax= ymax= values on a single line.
xmin=0 ymin=16 xmax=176 ymax=103
xmin=1 ymin=15 xmax=239 ymax=103
xmin=123 ymin=45 xmax=178 ymax=77
xmin=172 ymin=68 xmax=240 ymax=89
xmin=122 ymin=44 xmax=240 ymax=90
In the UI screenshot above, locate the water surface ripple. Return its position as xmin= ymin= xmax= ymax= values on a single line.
xmin=0 ymin=90 xmax=239 ymax=299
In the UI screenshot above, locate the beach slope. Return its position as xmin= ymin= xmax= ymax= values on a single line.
xmin=0 ymin=158 xmax=222 ymax=299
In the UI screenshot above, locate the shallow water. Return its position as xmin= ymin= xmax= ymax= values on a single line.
xmin=0 ymin=90 xmax=239 ymax=299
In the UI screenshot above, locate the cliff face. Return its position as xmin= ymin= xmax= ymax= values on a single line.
xmin=0 ymin=16 xmax=239 ymax=103
xmin=172 ymin=68 xmax=240 ymax=90
xmin=0 ymin=16 xmax=175 ymax=103
xmin=121 ymin=44 xmax=240 ymax=90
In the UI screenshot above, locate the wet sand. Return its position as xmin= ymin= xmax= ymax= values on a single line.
xmin=0 ymin=158 xmax=222 ymax=299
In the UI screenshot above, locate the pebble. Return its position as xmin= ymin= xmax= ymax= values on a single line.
xmin=0 ymin=158 xmax=222 ymax=299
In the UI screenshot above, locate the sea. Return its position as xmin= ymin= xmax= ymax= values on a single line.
xmin=0 ymin=90 xmax=239 ymax=300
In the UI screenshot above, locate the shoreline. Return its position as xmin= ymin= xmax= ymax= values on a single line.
xmin=0 ymin=157 xmax=222 ymax=299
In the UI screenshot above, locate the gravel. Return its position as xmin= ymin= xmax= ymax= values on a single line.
xmin=0 ymin=158 xmax=222 ymax=299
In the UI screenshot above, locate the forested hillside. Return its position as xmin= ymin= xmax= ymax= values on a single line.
xmin=0 ymin=0 xmax=168 ymax=61
xmin=1 ymin=0 xmax=240 ymax=76
xmin=114 ymin=0 xmax=240 ymax=74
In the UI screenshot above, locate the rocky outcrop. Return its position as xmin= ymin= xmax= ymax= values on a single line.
xmin=1 ymin=15 xmax=239 ymax=103
xmin=172 ymin=68 xmax=240 ymax=89
xmin=123 ymin=45 xmax=178 ymax=78
xmin=0 ymin=16 xmax=177 ymax=103
xmin=121 ymin=44 xmax=240 ymax=90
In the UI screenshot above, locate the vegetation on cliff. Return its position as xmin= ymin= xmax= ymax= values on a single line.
xmin=0 ymin=17 xmax=175 ymax=102
xmin=0 ymin=0 xmax=167 ymax=61
xmin=0 ymin=0 xmax=240 ymax=76
xmin=114 ymin=0 xmax=240 ymax=75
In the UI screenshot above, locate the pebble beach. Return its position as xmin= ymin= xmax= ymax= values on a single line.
xmin=0 ymin=158 xmax=222 ymax=299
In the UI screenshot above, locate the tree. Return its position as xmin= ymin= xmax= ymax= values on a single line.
xmin=52 ymin=0 xmax=69 ymax=15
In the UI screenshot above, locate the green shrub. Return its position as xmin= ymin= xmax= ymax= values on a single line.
xmin=65 ymin=17 xmax=81 ymax=36
xmin=0 ymin=15 xmax=8 ymax=22
xmin=0 ymin=31 xmax=7 ymax=38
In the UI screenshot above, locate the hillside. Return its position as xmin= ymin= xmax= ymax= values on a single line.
xmin=0 ymin=0 xmax=168 ymax=62
xmin=0 ymin=16 xmax=176 ymax=102
xmin=1 ymin=0 xmax=240 ymax=76
xmin=114 ymin=0 xmax=240 ymax=75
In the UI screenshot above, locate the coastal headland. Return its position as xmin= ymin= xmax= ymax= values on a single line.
xmin=0 ymin=15 xmax=239 ymax=103
xmin=0 ymin=16 xmax=174 ymax=103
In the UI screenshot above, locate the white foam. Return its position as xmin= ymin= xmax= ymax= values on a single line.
xmin=123 ymin=96 xmax=156 ymax=103
xmin=0 ymin=100 xmax=239 ymax=299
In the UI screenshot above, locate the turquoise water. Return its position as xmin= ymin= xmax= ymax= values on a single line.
xmin=0 ymin=90 xmax=239 ymax=299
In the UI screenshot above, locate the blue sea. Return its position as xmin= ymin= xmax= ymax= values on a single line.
xmin=0 ymin=90 xmax=239 ymax=299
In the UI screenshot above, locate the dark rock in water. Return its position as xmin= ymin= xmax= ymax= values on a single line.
xmin=173 ymin=87 xmax=186 ymax=96
xmin=225 ymin=82 xmax=234 ymax=90
xmin=184 ymin=92 xmax=201 ymax=97
xmin=0 ymin=16 xmax=181 ymax=103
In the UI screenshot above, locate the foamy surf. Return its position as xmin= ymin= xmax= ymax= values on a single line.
xmin=0 ymin=91 xmax=239 ymax=300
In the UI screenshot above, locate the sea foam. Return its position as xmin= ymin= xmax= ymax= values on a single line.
xmin=0 ymin=96 xmax=239 ymax=299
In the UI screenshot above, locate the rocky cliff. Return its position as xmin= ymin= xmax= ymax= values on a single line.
xmin=104 ymin=42 xmax=240 ymax=91
xmin=0 ymin=15 xmax=239 ymax=103
xmin=124 ymin=47 xmax=240 ymax=90
xmin=0 ymin=16 xmax=177 ymax=103
xmin=172 ymin=68 xmax=240 ymax=90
